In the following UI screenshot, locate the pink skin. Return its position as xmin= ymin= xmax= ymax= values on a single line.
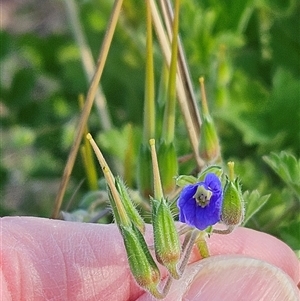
xmin=1 ymin=216 xmax=299 ymax=301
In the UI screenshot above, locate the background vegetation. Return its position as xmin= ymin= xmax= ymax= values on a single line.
xmin=1 ymin=0 xmax=299 ymax=251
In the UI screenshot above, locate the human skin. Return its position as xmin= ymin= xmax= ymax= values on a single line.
xmin=1 ymin=216 xmax=299 ymax=301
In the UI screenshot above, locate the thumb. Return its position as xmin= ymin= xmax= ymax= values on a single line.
xmin=137 ymin=255 xmax=300 ymax=301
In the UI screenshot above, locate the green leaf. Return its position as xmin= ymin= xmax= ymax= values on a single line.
xmin=263 ymin=151 xmax=300 ymax=199
xmin=242 ymin=190 xmax=270 ymax=225
xmin=278 ymin=218 xmax=300 ymax=251
xmin=266 ymin=69 xmax=300 ymax=151
xmin=175 ymin=175 xmax=197 ymax=187
xmin=79 ymin=191 xmax=107 ymax=209
xmin=197 ymin=165 xmax=223 ymax=181
xmin=97 ymin=125 xmax=141 ymax=162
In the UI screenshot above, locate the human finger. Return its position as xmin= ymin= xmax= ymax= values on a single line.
xmin=137 ymin=255 xmax=299 ymax=301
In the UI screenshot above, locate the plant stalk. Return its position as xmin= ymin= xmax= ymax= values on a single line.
xmin=144 ymin=0 xmax=156 ymax=142
xmin=149 ymin=0 xmax=204 ymax=168
xmin=162 ymin=0 xmax=180 ymax=143
xmin=52 ymin=0 xmax=124 ymax=218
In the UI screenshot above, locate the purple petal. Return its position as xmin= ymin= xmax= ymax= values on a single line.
xmin=204 ymin=173 xmax=222 ymax=193
xmin=177 ymin=185 xmax=197 ymax=205
xmin=177 ymin=173 xmax=223 ymax=230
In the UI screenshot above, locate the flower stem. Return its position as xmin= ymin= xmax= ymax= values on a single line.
xmin=178 ymin=229 xmax=198 ymax=275
xmin=79 ymin=95 xmax=98 ymax=191
xmin=150 ymin=0 xmax=204 ymax=168
xmin=144 ymin=0 xmax=155 ymax=142
xmin=162 ymin=0 xmax=180 ymax=144
xmin=87 ymin=133 xmax=131 ymax=227
xmin=149 ymin=139 xmax=163 ymax=200
xmin=159 ymin=0 xmax=201 ymax=134
xmin=213 ymin=226 xmax=234 ymax=235
xmin=148 ymin=275 xmax=173 ymax=299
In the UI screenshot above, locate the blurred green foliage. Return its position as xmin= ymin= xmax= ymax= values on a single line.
xmin=1 ymin=0 xmax=299 ymax=250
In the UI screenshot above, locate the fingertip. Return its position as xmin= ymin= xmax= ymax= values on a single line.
xmin=137 ymin=256 xmax=299 ymax=301
xmin=183 ymin=256 xmax=299 ymax=301
xmin=200 ymin=227 xmax=299 ymax=285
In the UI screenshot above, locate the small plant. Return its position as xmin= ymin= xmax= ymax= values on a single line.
xmin=49 ymin=0 xmax=295 ymax=297
xmin=87 ymin=134 xmax=244 ymax=298
xmin=78 ymin=2 xmax=267 ymax=297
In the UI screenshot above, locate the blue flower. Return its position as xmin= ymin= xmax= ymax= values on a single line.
xmin=177 ymin=173 xmax=223 ymax=230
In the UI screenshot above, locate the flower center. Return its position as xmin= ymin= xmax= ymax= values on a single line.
xmin=193 ymin=185 xmax=213 ymax=208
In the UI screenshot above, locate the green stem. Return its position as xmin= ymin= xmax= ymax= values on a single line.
xmin=149 ymin=139 xmax=164 ymax=200
xmin=162 ymin=0 xmax=180 ymax=144
xmin=79 ymin=95 xmax=98 ymax=191
xmin=149 ymin=0 xmax=204 ymax=168
xmin=144 ymin=0 xmax=155 ymax=142
xmin=87 ymin=134 xmax=131 ymax=227
xmin=160 ymin=0 xmax=201 ymax=133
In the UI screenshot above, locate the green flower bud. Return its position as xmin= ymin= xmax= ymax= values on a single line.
xmin=198 ymin=77 xmax=221 ymax=162
xmin=199 ymin=115 xmax=220 ymax=162
xmin=221 ymin=162 xmax=244 ymax=227
xmin=149 ymin=139 xmax=181 ymax=279
xmin=120 ymin=224 xmax=160 ymax=293
xmin=137 ymin=144 xmax=153 ymax=198
xmin=152 ymin=197 xmax=181 ymax=279
xmin=87 ymin=134 xmax=161 ymax=297
xmin=115 ymin=176 xmax=145 ymax=234
xmin=157 ymin=140 xmax=178 ymax=195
